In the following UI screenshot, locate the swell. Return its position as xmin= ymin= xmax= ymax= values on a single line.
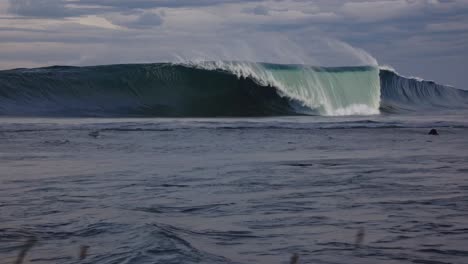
xmin=0 ymin=63 xmax=466 ymax=117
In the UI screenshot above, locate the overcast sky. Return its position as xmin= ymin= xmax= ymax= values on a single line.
xmin=0 ymin=0 xmax=467 ymax=88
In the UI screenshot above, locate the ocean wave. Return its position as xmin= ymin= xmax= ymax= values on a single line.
xmin=379 ymin=68 xmax=468 ymax=112
xmin=0 ymin=62 xmax=466 ymax=117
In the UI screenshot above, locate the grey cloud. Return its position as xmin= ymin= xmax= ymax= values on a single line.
xmin=426 ymin=21 xmax=468 ymax=32
xmin=8 ymin=0 xmax=71 ymax=18
xmin=7 ymin=0 xmax=115 ymax=18
xmin=125 ymin=12 xmax=164 ymax=28
xmin=243 ymin=5 xmax=270 ymax=16
xmin=71 ymin=0 xmax=262 ymax=10
xmin=6 ymin=0 xmax=263 ymax=19
xmin=0 ymin=26 xmax=53 ymax=33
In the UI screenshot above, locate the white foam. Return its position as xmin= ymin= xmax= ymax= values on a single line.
xmin=328 ymin=104 xmax=380 ymax=116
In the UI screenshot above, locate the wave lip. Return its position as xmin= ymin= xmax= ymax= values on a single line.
xmin=0 ymin=62 xmax=466 ymax=117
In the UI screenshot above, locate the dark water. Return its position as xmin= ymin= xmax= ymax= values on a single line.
xmin=1 ymin=114 xmax=468 ymax=264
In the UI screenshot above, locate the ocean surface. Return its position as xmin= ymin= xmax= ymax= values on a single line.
xmin=1 ymin=62 xmax=468 ymax=264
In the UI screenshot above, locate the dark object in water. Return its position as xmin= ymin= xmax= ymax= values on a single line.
xmin=89 ymin=131 xmax=100 ymax=138
xmin=44 ymin=139 xmax=70 ymax=145
xmin=355 ymin=227 xmax=365 ymax=247
xmin=79 ymin=245 xmax=90 ymax=260
xmin=290 ymin=253 xmax=299 ymax=264
xmin=428 ymin=129 xmax=439 ymax=135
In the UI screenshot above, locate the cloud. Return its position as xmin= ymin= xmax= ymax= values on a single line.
xmin=71 ymin=0 xmax=263 ymax=10
xmin=340 ymin=0 xmax=418 ymax=22
xmin=244 ymin=5 xmax=270 ymax=16
xmin=8 ymin=0 xmax=71 ymax=18
xmin=339 ymin=0 xmax=468 ymax=22
xmin=73 ymin=15 xmax=122 ymax=30
xmin=427 ymin=21 xmax=468 ymax=32
xmin=126 ymin=12 xmax=164 ymax=28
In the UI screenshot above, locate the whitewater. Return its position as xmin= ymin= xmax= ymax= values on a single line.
xmin=1 ymin=61 xmax=468 ymax=264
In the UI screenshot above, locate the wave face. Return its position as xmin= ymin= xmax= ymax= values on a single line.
xmin=379 ymin=69 xmax=468 ymax=112
xmin=0 ymin=62 xmax=465 ymax=117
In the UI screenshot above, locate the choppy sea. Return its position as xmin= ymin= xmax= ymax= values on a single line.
xmin=1 ymin=113 xmax=468 ymax=264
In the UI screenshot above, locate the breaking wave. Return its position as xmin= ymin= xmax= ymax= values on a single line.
xmin=379 ymin=67 xmax=468 ymax=112
xmin=0 ymin=62 xmax=466 ymax=117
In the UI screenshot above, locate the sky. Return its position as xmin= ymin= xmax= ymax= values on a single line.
xmin=0 ymin=0 xmax=467 ymax=89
